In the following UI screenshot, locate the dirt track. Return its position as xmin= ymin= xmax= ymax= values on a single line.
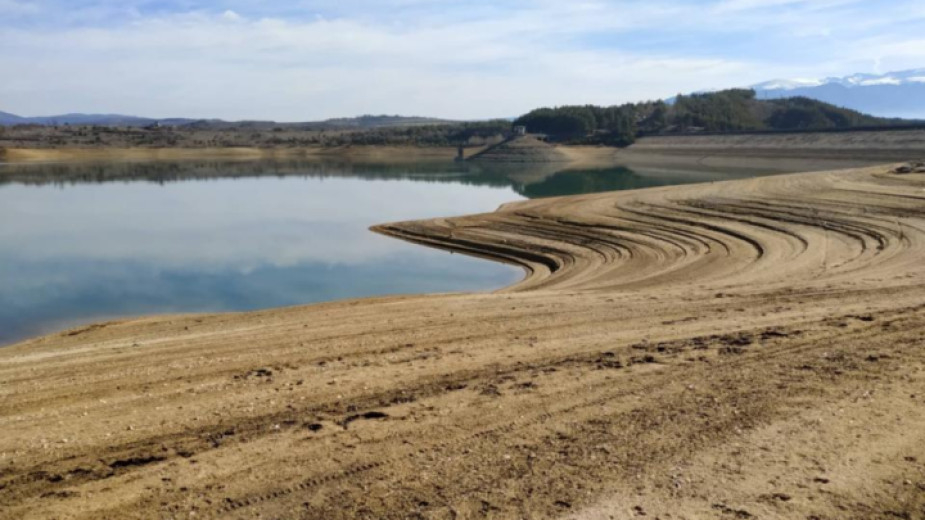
xmin=2 ymin=165 xmax=925 ymax=519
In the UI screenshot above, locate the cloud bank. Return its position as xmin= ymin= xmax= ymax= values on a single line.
xmin=1 ymin=0 xmax=924 ymax=120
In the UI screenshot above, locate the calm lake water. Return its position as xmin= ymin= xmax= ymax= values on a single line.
xmin=0 ymin=159 xmax=766 ymax=345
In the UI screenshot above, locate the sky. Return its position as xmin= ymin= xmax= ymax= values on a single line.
xmin=2 ymin=0 xmax=925 ymax=121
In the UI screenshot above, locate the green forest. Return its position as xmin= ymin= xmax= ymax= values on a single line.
xmin=512 ymin=89 xmax=910 ymax=147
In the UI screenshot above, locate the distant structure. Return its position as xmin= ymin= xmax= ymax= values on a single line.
xmin=513 ymin=125 xmax=527 ymax=136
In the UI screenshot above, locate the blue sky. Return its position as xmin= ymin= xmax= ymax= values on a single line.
xmin=2 ymin=0 xmax=924 ymax=120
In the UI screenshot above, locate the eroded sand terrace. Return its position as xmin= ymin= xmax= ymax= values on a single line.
xmin=1 ymin=165 xmax=924 ymax=519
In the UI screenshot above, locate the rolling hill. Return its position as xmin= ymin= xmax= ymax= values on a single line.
xmin=0 ymin=111 xmax=456 ymax=129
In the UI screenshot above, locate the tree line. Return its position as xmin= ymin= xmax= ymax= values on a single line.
xmin=512 ymin=89 xmax=909 ymax=147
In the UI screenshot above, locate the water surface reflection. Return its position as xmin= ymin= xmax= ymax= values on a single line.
xmin=0 ymin=159 xmax=766 ymax=345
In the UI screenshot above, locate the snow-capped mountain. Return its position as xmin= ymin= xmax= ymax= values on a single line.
xmin=754 ymin=69 xmax=925 ymax=90
xmin=752 ymin=69 xmax=925 ymax=119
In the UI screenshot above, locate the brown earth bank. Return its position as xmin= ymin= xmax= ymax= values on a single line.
xmin=3 ymin=127 xmax=924 ymax=167
xmin=467 ymin=136 xmax=570 ymax=163
xmin=626 ymin=128 xmax=925 ymax=162
xmin=2 ymin=164 xmax=925 ymax=519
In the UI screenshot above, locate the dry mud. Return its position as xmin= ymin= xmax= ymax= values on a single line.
xmin=2 ymin=165 xmax=925 ymax=519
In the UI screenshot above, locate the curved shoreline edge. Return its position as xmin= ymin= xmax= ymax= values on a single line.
xmin=373 ymin=163 xmax=925 ymax=295
xmin=2 ymin=164 xmax=925 ymax=519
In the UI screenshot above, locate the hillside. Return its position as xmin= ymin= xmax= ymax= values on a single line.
xmin=467 ymin=135 xmax=569 ymax=163
xmin=1 ymin=90 xmax=919 ymax=152
xmin=0 ymin=111 xmax=26 ymax=125
xmin=513 ymin=89 xmax=913 ymax=147
xmin=0 ymin=120 xmax=512 ymax=151
xmin=0 ymin=112 xmax=456 ymax=130
xmin=316 ymin=115 xmax=455 ymax=129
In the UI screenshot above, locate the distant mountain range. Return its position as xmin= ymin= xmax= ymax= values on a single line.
xmin=0 ymin=112 xmax=455 ymax=129
xmin=751 ymin=69 xmax=925 ymax=119
xmin=0 ymin=111 xmax=203 ymax=127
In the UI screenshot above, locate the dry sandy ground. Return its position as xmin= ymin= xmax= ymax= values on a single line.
xmin=2 ymin=164 xmax=925 ymax=519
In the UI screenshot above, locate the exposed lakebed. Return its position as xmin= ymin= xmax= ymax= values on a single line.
xmin=0 ymin=158 xmax=775 ymax=345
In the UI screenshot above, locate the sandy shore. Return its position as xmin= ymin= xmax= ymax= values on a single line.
xmin=2 ymin=164 xmax=925 ymax=519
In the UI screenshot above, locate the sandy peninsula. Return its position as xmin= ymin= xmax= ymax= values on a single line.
xmin=1 ymin=160 xmax=924 ymax=519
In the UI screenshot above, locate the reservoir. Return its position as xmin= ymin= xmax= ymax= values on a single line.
xmin=0 ymin=159 xmax=770 ymax=345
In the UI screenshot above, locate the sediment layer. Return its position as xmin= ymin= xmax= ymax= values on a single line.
xmin=2 ymin=165 xmax=925 ymax=519
xmin=628 ymin=128 xmax=925 ymax=162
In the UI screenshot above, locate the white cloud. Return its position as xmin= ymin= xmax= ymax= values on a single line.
xmin=221 ymin=9 xmax=241 ymax=22
xmin=858 ymin=77 xmax=901 ymax=86
xmin=0 ymin=8 xmax=756 ymax=119
xmin=0 ymin=1 xmax=923 ymax=120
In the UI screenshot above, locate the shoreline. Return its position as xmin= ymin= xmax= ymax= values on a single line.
xmin=0 ymin=145 xmax=469 ymax=165
xmin=3 ymin=125 xmax=924 ymax=167
xmin=2 ymin=163 xmax=925 ymax=518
